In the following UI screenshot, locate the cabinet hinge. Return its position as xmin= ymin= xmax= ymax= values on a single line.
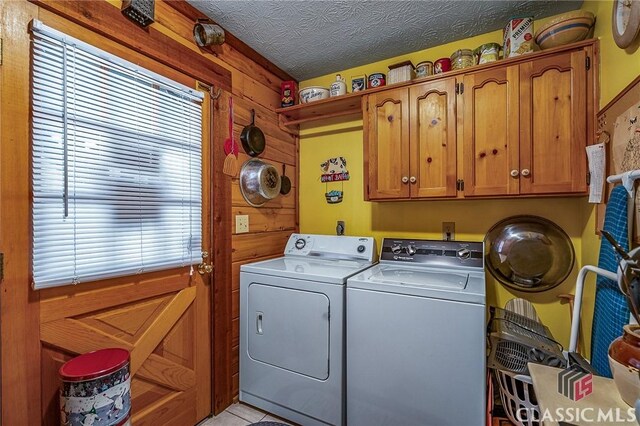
xmin=586 ymin=171 xmax=591 ymax=186
xmin=585 ymin=56 xmax=591 ymax=70
xmin=456 ymin=179 xmax=465 ymax=191
xmin=0 ymin=38 xmax=3 ymax=66
xmin=0 ymin=252 xmax=4 ymax=281
xmin=455 ymin=83 xmax=459 ymax=94
xmin=459 ymin=83 xmax=464 ymax=94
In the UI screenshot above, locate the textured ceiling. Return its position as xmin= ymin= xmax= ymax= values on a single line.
xmin=188 ymin=1 xmax=583 ymax=81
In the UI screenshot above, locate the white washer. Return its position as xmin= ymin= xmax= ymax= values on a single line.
xmin=346 ymin=238 xmax=486 ymax=426
xmin=240 ymin=233 xmax=377 ymax=426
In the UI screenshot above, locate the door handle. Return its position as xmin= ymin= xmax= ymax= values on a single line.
xmin=402 ymin=176 xmax=409 ymax=184
xmin=521 ymin=168 xmax=531 ymax=177
xmin=256 ymin=312 xmax=263 ymax=335
xmin=197 ymin=251 xmax=213 ymax=275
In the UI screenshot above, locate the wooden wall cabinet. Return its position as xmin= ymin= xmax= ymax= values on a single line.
xmin=364 ymin=79 xmax=457 ymax=200
xmin=364 ymin=42 xmax=595 ymax=201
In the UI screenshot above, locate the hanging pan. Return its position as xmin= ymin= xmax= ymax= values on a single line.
xmin=240 ymin=109 xmax=265 ymax=157
xmin=280 ymin=164 xmax=292 ymax=195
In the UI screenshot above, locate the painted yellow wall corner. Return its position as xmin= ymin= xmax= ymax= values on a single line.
xmin=298 ymin=1 xmax=640 ymax=355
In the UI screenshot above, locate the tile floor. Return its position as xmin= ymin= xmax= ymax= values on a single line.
xmin=199 ymin=402 xmax=294 ymax=426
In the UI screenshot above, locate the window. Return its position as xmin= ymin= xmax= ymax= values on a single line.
xmin=31 ymin=21 xmax=204 ymax=289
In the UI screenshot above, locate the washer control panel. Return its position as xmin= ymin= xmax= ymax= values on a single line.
xmin=285 ymin=234 xmax=377 ymax=262
xmin=380 ymin=238 xmax=484 ymax=268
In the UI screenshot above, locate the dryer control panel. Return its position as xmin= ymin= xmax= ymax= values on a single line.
xmin=285 ymin=234 xmax=377 ymax=263
xmin=380 ymin=238 xmax=484 ymax=268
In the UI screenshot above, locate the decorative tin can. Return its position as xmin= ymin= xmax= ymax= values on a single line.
xmin=280 ymin=80 xmax=297 ymax=108
xmin=351 ymin=75 xmax=367 ymax=92
xmin=368 ymin=73 xmax=386 ymax=88
xmin=503 ymin=17 xmax=534 ymax=57
xmin=434 ymin=58 xmax=451 ymax=74
xmin=60 ymin=348 xmax=131 ymax=426
xmin=415 ymin=61 xmax=433 ymax=78
xmin=475 ymin=42 xmax=501 ymax=64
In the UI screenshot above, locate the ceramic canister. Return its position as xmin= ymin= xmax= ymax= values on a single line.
xmin=609 ymin=325 xmax=640 ymax=407
xmin=434 ymin=58 xmax=451 ymax=74
xmin=60 ymin=348 xmax=132 ymax=426
xmin=415 ymin=61 xmax=433 ymax=78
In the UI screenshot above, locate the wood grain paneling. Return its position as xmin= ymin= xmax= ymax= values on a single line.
xmin=31 ymin=0 xmax=231 ymax=90
xmin=232 ymin=207 xmax=296 ymax=234
xmin=232 ymin=231 xmax=293 ymax=262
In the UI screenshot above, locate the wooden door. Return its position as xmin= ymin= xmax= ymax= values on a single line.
xmin=519 ymin=49 xmax=588 ymax=194
xmin=409 ymin=78 xmax=457 ymax=198
xmin=364 ymin=88 xmax=410 ymax=200
xmin=0 ymin=10 xmax=215 ymax=424
xmin=38 ymin=92 xmax=213 ymax=425
xmin=462 ymin=66 xmax=520 ymax=197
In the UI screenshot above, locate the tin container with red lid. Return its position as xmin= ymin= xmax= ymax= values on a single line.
xmin=60 ymin=348 xmax=131 ymax=426
xmin=434 ymin=58 xmax=451 ymax=74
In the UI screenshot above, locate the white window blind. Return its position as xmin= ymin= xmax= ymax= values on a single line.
xmin=31 ymin=21 xmax=204 ymax=289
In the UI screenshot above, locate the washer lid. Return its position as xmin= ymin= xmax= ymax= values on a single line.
xmin=241 ymin=257 xmax=375 ymax=284
xmin=348 ymin=264 xmax=485 ymax=304
xmin=368 ymin=267 xmax=468 ymax=290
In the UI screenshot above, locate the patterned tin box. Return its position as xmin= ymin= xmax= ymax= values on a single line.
xmin=59 ymin=348 xmax=132 ymax=426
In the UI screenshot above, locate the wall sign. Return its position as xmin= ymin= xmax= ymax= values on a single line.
xmin=320 ymin=157 xmax=349 ymax=204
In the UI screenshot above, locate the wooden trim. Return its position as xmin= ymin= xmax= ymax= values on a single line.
xmin=30 ymin=0 xmax=232 ymax=91
xmin=212 ymin=90 xmax=233 ymax=414
xmin=164 ymin=0 xmax=295 ymax=83
xmin=0 ymin=2 xmax=42 ymax=424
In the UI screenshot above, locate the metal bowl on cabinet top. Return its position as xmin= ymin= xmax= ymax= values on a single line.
xmin=484 ymin=215 xmax=575 ymax=292
xmin=239 ymin=159 xmax=281 ymax=207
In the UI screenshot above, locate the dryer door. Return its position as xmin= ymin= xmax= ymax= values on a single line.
xmin=247 ymin=283 xmax=330 ymax=380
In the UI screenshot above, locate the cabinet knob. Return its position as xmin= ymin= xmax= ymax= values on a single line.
xmin=510 ymin=169 xmax=520 ymax=177
xmin=409 ymin=176 xmax=417 ymax=184
xmin=521 ymin=169 xmax=531 ymax=177
xmin=402 ymin=176 xmax=409 ymax=184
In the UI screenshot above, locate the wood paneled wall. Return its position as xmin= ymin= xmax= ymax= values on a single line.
xmin=0 ymin=0 xmax=298 ymax=423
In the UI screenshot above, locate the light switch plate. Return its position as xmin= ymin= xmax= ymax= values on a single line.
xmin=236 ymin=215 xmax=249 ymax=233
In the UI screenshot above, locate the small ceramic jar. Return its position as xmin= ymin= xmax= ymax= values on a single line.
xmin=330 ymin=74 xmax=347 ymax=97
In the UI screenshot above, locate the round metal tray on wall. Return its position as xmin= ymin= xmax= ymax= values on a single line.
xmin=484 ymin=215 xmax=575 ymax=292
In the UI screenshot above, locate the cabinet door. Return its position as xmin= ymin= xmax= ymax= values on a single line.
xmin=364 ymin=88 xmax=410 ymax=200
xmin=462 ymin=66 xmax=520 ymax=197
xmin=519 ymin=50 xmax=588 ymax=194
xmin=409 ymin=78 xmax=457 ymax=198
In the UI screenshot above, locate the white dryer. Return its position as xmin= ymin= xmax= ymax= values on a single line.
xmin=240 ymin=234 xmax=377 ymax=426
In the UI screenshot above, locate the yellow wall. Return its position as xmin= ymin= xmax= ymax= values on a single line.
xmin=579 ymin=0 xmax=640 ymax=354
xmin=299 ymin=3 xmax=640 ymax=353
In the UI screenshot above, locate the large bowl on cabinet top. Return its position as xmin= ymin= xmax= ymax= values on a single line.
xmin=484 ymin=215 xmax=575 ymax=292
xmin=535 ymin=10 xmax=595 ymax=50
